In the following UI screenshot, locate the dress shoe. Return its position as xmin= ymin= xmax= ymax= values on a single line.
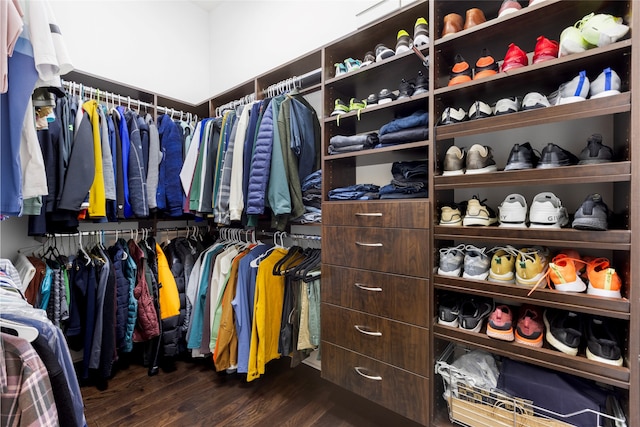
xmin=464 ymin=8 xmax=486 ymax=30
xmin=442 ymin=13 xmax=463 ymax=37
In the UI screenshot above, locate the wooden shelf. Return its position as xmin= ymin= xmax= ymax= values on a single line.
xmin=324 ymin=91 xmax=429 ymax=124
xmin=325 ymin=140 xmax=429 ymax=160
xmin=434 ymin=275 xmax=630 ymax=319
xmin=433 ymin=324 xmax=631 ymax=389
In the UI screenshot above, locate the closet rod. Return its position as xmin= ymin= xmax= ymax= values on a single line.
xmin=61 ymin=80 xmax=198 ymax=122
xmin=262 ymin=68 xmax=321 ymax=98
xmin=215 ymin=92 xmax=256 ymax=118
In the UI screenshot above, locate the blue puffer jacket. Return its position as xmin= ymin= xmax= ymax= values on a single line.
xmin=124 ymin=110 xmax=149 ymax=218
xmin=246 ymin=99 xmax=274 ymax=215
xmin=157 ymin=115 xmax=184 ymax=217
xmin=123 ymin=241 xmax=138 ymax=352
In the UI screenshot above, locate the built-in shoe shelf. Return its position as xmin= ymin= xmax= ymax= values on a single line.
xmin=433 ymin=275 xmax=630 ymax=319
xmin=433 ymin=226 xmax=631 ymax=250
xmin=324 ymin=90 xmax=430 ymax=124
xmin=433 ymin=324 xmax=631 ymax=389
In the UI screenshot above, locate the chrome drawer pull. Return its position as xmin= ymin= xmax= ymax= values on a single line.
xmin=354 ymin=283 xmax=382 ymax=292
xmin=355 ymin=242 xmax=383 ymax=247
xmin=354 ymin=367 xmax=382 ymax=381
xmin=354 ymin=212 xmax=383 ymax=217
xmin=354 ymin=325 xmax=382 ymax=336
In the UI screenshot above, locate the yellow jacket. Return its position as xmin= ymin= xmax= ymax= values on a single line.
xmin=82 ymin=100 xmax=106 ymax=217
xmin=155 ymin=243 xmax=180 ymax=319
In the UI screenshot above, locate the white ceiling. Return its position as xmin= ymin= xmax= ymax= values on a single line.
xmin=191 ymin=1 xmax=223 ymax=12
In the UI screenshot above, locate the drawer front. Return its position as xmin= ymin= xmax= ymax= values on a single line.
xmin=321 ymin=342 xmax=429 ymax=426
xmin=322 ymin=200 xmax=430 ymax=229
xmin=323 ymin=226 xmax=429 ymax=276
xmin=322 ymin=265 xmax=429 ymax=327
xmin=322 ymin=304 xmax=429 ymax=376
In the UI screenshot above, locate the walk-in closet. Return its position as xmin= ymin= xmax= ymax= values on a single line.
xmin=1 ymin=1 xmax=637 ymax=426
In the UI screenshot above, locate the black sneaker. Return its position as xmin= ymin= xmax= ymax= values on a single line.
xmin=414 ymin=70 xmax=428 ymax=95
xmin=375 ymin=43 xmax=395 ymax=62
xmin=458 ymin=298 xmax=493 ymax=332
xmin=543 ymin=309 xmax=583 ymax=356
xmin=365 ymin=93 xmax=378 ymax=106
xmin=437 ymin=293 xmax=461 ymax=327
xmin=397 ymin=78 xmax=415 ymax=99
xmin=572 ymin=193 xmax=609 ymax=231
xmin=377 ymin=88 xmax=397 ymax=104
xmin=504 ymin=142 xmax=540 ymax=171
xmin=536 ymin=143 xmax=579 ymax=168
xmin=361 ymin=51 xmax=375 ymax=67
xmin=578 ymin=133 xmax=613 ymax=164
xmin=585 ymin=317 xmax=623 ymax=366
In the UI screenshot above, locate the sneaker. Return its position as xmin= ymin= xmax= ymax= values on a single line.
xmin=462 ymin=244 xmax=491 ymax=280
xmin=585 ymin=317 xmax=623 ymax=366
xmin=377 ymin=88 xmax=397 ymax=104
xmin=546 ymin=251 xmax=587 ymax=292
xmin=514 ymin=305 xmax=544 ymax=348
xmin=395 ymin=29 xmax=412 ymax=54
xmin=448 ymin=54 xmax=472 ymax=86
xmin=498 ymin=0 xmax=522 ymax=18
xmin=548 ymin=70 xmax=590 ymax=105
xmin=532 ymin=35 xmax=559 ymax=64
xmin=498 ymin=194 xmax=528 ymax=227
xmin=515 ymin=247 xmax=549 ymax=287
xmin=361 ymin=51 xmax=375 ymax=67
xmin=559 ymin=25 xmax=592 ymax=57
xmin=463 ymin=196 xmax=498 ymax=226
xmin=585 ymin=257 xmax=622 ymax=298
xmin=437 ymin=244 xmax=466 ymax=276
xmin=521 ymin=92 xmax=550 ymax=110
xmin=438 ymin=294 xmax=461 ymax=327
xmin=465 ymin=144 xmax=497 ymax=174
xmin=578 ymin=13 xmax=630 ymax=47
xmin=334 ymin=62 xmax=347 ymax=77
xmin=589 ymin=67 xmax=621 ymax=99
xmin=439 ymin=107 xmax=467 ymax=125
xmin=413 ymin=70 xmax=428 ymax=95
xmin=330 ymin=99 xmax=349 ymax=116
xmin=439 ymin=204 xmax=464 ymax=226
xmin=413 ymin=17 xmax=429 ymax=46
xmin=365 ymin=93 xmax=378 ymax=106
xmin=536 ymin=143 xmax=578 ymax=168
xmin=374 ymin=43 xmax=395 ymax=62
xmin=458 ymin=299 xmax=493 ymax=332
xmin=487 ymin=305 xmax=515 ymax=341
xmin=468 ymin=100 xmax=493 ymax=120
xmin=529 ymin=191 xmax=569 ymax=228
xmin=442 ymin=145 xmax=466 ymax=175
xmin=474 ymin=49 xmax=499 ymax=80
xmin=572 ymin=193 xmax=609 ymax=231
xmin=488 ymin=245 xmax=518 ymax=283
xmin=397 ymin=78 xmax=415 ymax=99
xmin=344 ymin=57 xmax=362 ymax=72
xmin=544 ymin=309 xmax=583 ymax=356
xmin=494 ymin=97 xmax=520 ymax=115
xmin=501 ymin=43 xmax=528 ymax=72
xmin=348 ymin=97 xmax=367 ymax=112
xmin=504 ymin=142 xmax=540 ymax=171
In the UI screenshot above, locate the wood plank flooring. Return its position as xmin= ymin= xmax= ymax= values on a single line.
xmin=81 ymin=357 xmax=425 ymax=427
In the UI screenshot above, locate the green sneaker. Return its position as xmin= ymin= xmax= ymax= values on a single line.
xmin=330 ymin=99 xmax=349 ymax=116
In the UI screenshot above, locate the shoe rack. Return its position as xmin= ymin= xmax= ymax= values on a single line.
xmin=430 ymin=0 xmax=637 ymax=426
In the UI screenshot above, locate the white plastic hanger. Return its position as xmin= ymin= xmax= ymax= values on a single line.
xmin=0 ymin=318 xmax=39 ymax=342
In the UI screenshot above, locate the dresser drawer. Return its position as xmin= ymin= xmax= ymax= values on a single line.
xmin=322 ymin=200 xmax=430 ymax=229
xmin=321 ymin=342 xmax=429 ymax=426
xmin=322 ymin=265 xmax=429 ymax=327
xmin=323 ymin=226 xmax=429 ymax=276
xmin=322 ymin=304 xmax=429 ymax=376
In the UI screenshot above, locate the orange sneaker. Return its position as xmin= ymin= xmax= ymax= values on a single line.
xmin=586 ymin=257 xmax=622 ymax=298
xmin=448 ymin=54 xmax=472 ymax=86
xmin=474 ymin=49 xmax=499 ymax=80
xmin=547 ymin=251 xmax=587 ymax=292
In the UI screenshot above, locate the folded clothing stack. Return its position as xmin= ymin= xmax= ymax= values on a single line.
xmin=295 ymin=170 xmax=322 ymax=223
xmin=377 ymin=110 xmax=429 ymax=148
xmin=328 ymin=183 xmax=380 ymax=200
xmin=328 ymin=133 xmax=379 ymax=154
xmin=379 ymin=160 xmax=429 ymax=199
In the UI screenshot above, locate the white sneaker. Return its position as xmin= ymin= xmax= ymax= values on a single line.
xmin=499 ymin=194 xmax=528 ymax=227
xmin=522 ymin=92 xmax=550 ymax=110
xmin=439 ymin=107 xmax=467 ymax=125
xmin=494 ymin=97 xmax=520 ymax=115
xmin=589 ymin=67 xmax=621 ymax=99
xmin=579 ymin=13 xmax=630 ymax=47
xmin=529 ymin=192 xmax=569 ymax=228
xmin=468 ymin=100 xmax=493 ymax=120
xmin=547 ymin=71 xmax=590 ymax=105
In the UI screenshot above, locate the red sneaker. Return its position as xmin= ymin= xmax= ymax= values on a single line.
xmin=502 ymin=43 xmax=528 ymax=72
xmin=487 ymin=305 xmax=514 ymax=341
xmin=533 ymin=35 xmax=559 ymax=64
xmin=515 ymin=304 xmax=544 ymax=347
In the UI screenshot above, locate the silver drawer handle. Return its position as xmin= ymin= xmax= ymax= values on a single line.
xmin=354 ymin=283 xmax=382 ymax=292
xmin=355 ymin=242 xmax=383 ymax=247
xmin=355 ymin=212 xmax=383 ymax=217
xmin=354 ymin=325 xmax=382 ymax=337
xmin=354 ymin=366 xmax=382 ymax=381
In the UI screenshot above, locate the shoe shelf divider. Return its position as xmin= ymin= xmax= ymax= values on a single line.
xmin=432 ymin=324 xmax=631 ymax=389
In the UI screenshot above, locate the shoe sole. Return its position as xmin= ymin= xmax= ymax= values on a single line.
xmin=438 ymin=317 xmax=459 ymax=328
xmin=437 ymin=267 xmax=462 ymax=277
xmin=587 ymin=283 xmax=621 ymax=298
xmin=463 ymin=217 xmax=495 ymax=226
xmin=460 ymin=319 xmax=484 ymax=333
xmin=487 ymin=325 xmax=514 ymax=341
xmin=466 ymin=165 xmax=498 ymax=174
xmin=543 ymin=311 xmax=579 ymax=356
xmin=488 ymin=272 xmax=515 ymax=283
xmin=448 ymin=75 xmax=472 ymax=86
xmin=554 ymin=278 xmax=587 ymax=292
xmin=473 ymin=69 xmax=498 ymax=80
xmin=586 ymin=347 xmax=623 ymax=366
xmin=514 ymin=332 xmax=543 ymax=348
xmin=376 ymin=50 xmax=394 ymax=62
xmin=462 ymin=271 xmax=490 ymax=280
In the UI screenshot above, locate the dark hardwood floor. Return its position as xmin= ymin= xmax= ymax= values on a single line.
xmin=81 ymin=356 xmax=425 ymax=427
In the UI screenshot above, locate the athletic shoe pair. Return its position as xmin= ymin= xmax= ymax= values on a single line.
xmin=559 ymin=12 xmax=630 ymax=57
xmin=439 ymin=196 xmax=498 ymax=227
xmin=487 ymin=303 xmax=545 ymax=348
xmin=396 ymin=17 xmax=430 ymax=54
xmin=544 ymin=309 xmax=623 ymax=366
xmin=442 ymin=144 xmax=496 ymax=175
xmin=498 ymin=192 xmax=569 ymax=229
xmin=449 ymin=50 xmax=499 ymax=86
xmin=547 ymin=67 xmax=621 ymax=105
xmin=437 ymin=293 xmax=493 ymax=333
xmin=330 ymin=98 xmax=367 ymax=116
xmin=501 ymin=35 xmax=559 ymax=72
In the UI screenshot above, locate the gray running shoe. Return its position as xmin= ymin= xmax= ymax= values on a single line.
xmin=442 ymin=145 xmax=466 ymax=175
xmin=578 ymin=133 xmax=613 ymax=164
xmin=537 ymin=143 xmax=579 ymax=168
xmin=437 ymin=244 xmax=465 ymax=276
xmin=466 ymin=144 xmax=497 ymax=174
xmin=572 ymin=193 xmax=609 ymax=230
xmin=504 ymin=142 xmax=540 ymax=170
xmin=462 ymin=244 xmax=491 ymax=280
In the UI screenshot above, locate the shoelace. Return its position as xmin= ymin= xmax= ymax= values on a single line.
xmin=439 ymin=243 xmax=466 ymax=257
xmin=574 ymin=12 xmax=594 ymax=31
xmin=527 ymin=255 xmax=586 ymax=296
xmin=464 ymin=244 xmax=488 ymax=258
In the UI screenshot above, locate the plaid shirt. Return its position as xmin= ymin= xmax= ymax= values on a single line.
xmin=1 ymin=332 xmax=59 ymax=427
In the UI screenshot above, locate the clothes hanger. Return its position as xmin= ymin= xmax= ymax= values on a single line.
xmin=0 ymin=318 xmax=39 ymax=342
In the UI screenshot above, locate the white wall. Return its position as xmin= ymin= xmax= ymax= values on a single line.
xmin=49 ymin=0 xmax=211 ymax=105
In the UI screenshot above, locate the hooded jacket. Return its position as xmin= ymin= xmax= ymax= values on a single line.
xmin=128 ymin=239 xmax=159 ymax=341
